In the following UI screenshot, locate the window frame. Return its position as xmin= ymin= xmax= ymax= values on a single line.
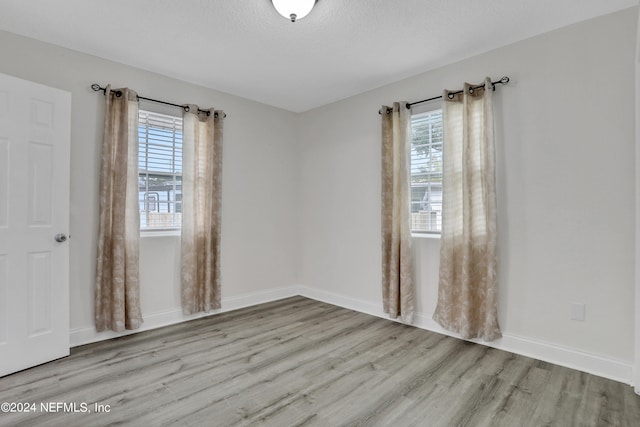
xmin=410 ymin=100 xmax=443 ymax=237
xmin=137 ymin=107 xmax=184 ymax=234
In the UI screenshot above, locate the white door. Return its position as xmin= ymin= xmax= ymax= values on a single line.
xmin=0 ymin=73 xmax=71 ymax=377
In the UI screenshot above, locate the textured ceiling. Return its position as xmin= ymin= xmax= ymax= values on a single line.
xmin=0 ymin=0 xmax=636 ymax=112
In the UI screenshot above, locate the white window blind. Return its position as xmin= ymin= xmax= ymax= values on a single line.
xmin=138 ymin=110 xmax=183 ymax=231
xmin=411 ymin=108 xmax=443 ymax=233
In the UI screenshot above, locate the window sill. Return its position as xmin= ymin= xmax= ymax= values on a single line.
xmin=141 ymin=230 xmax=181 ymax=238
xmin=412 ymin=232 xmax=441 ymax=240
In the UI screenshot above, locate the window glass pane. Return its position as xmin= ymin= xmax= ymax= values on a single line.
xmin=138 ymin=110 xmax=183 ymax=231
xmin=411 ymin=109 xmax=442 ymax=233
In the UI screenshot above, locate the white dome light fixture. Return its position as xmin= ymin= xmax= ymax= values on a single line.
xmin=271 ymin=0 xmax=317 ymax=22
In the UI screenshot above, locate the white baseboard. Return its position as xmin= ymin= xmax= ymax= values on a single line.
xmin=70 ymin=284 xmax=633 ymax=386
xmin=70 ymin=286 xmax=299 ymax=347
xmin=297 ymin=285 xmax=634 ymax=386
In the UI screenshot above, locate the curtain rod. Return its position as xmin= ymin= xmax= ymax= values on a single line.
xmin=91 ymin=84 xmax=226 ymax=118
xmin=379 ymin=76 xmax=509 ymax=115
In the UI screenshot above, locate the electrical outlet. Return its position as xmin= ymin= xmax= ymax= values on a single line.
xmin=570 ymin=303 xmax=585 ymax=321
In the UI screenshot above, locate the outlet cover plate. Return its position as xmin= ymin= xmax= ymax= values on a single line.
xmin=570 ymin=302 xmax=585 ymax=321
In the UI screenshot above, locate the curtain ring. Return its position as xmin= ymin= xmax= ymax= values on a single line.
xmin=447 ymin=93 xmax=455 ymax=100
xmin=183 ymin=106 xmax=190 ymax=112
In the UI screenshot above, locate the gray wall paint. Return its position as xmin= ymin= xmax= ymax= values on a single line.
xmin=0 ymin=29 xmax=298 ymax=333
xmin=296 ymin=9 xmax=637 ymax=362
xmin=0 ymin=7 xmax=636 ymax=365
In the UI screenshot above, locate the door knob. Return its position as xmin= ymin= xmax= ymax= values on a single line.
xmin=54 ymin=233 xmax=68 ymax=243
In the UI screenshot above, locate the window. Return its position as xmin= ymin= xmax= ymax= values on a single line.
xmin=138 ymin=110 xmax=183 ymax=231
xmin=410 ymin=108 xmax=443 ymax=234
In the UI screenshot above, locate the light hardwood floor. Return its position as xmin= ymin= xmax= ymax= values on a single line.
xmin=1 ymin=296 xmax=639 ymax=426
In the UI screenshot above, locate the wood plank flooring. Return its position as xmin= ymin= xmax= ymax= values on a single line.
xmin=1 ymin=296 xmax=639 ymax=426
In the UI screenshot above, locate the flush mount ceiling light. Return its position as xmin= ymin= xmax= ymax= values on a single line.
xmin=271 ymin=0 xmax=317 ymax=22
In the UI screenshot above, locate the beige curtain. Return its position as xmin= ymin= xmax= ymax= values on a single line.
xmin=95 ymin=86 xmax=143 ymax=332
xmin=433 ymin=78 xmax=501 ymax=341
xmin=381 ymin=102 xmax=414 ymax=323
xmin=181 ymin=106 xmax=224 ymax=315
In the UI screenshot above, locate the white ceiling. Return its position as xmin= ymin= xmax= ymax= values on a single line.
xmin=0 ymin=0 xmax=636 ymax=112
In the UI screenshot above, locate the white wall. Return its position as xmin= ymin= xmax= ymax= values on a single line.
xmin=297 ymin=8 xmax=637 ymax=371
xmin=0 ymin=30 xmax=298 ymax=342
